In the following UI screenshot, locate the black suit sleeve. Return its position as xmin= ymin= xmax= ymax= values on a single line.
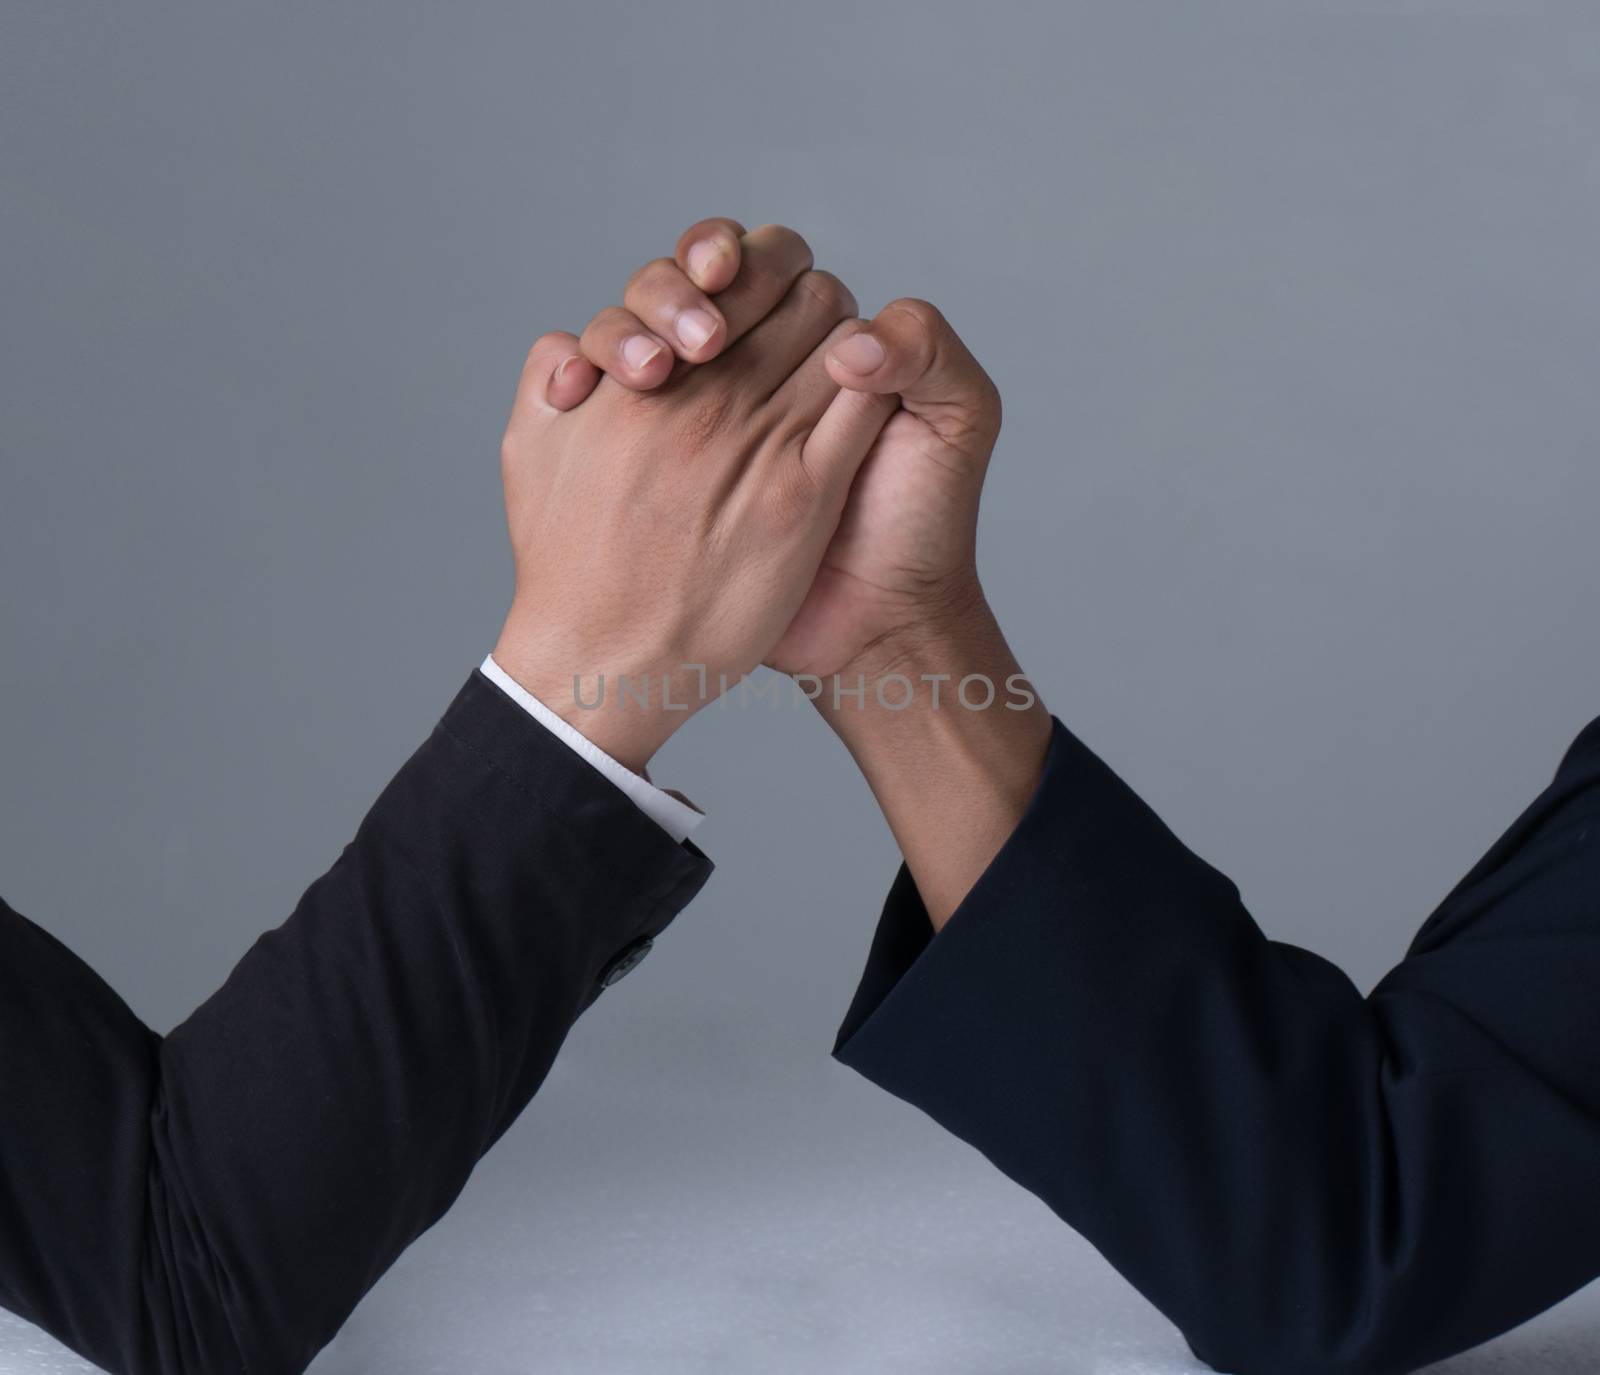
xmin=0 ymin=669 xmax=712 ymax=1375
xmin=834 ymin=714 xmax=1600 ymax=1375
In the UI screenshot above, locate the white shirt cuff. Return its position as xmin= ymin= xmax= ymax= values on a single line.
xmin=478 ymin=654 xmax=704 ymax=845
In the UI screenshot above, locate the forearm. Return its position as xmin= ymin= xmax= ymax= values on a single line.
xmin=158 ymin=670 xmax=711 ymax=1372
xmin=817 ymin=590 xmax=1052 ymax=927
xmin=0 ymin=671 xmax=711 ymax=1375
xmin=833 ymin=707 xmax=1600 ymax=1375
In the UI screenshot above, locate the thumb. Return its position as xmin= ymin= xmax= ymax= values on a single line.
xmin=511 ymin=330 xmax=598 ymax=423
xmin=823 ymin=298 xmax=1002 ymax=463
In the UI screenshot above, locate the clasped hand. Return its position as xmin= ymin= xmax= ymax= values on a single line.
xmin=492 ymin=217 xmax=1005 ymax=776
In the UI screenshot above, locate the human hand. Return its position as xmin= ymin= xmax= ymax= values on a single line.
xmin=551 ymin=225 xmax=1004 ymax=684
xmin=493 ymin=224 xmax=897 ymax=773
xmin=767 ymin=295 xmax=1002 ymax=681
xmin=548 ymin=218 xmax=1048 ymax=921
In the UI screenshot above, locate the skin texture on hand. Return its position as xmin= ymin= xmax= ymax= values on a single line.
xmin=552 ymin=218 xmax=1052 ymax=922
xmin=767 ymin=297 xmax=1003 ymax=683
xmin=493 ymin=224 xmax=897 ymax=774
xmin=784 ymin=287 xmax=1052 ymax=925
xmin=816 ymin=599 xmax=1053 ymax=927
xmin=552 ymin=223 xmax=1009 ymax=684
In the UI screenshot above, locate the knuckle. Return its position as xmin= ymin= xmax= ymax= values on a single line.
xmin=730 ymin=253 xmax=786 ymax=304
xmin=527 ymin=330 xmax=574 ymax=362
xmin=674 ymin=387 xmax=738 ymax=450
xmin=751 ymin=222 xmax=813 ymax=267
xmin=584 ymin=307 xmax=645 ymax=353
xmin=624 ymin=257 xmax=676 ymax=295
xmin=687 ymin=215 xmax=740 ymax=244
xmin=883 ymin=296 xmax=947 ymax=337
xmin=584 ymin=305 xmax=630 ymax=337
xmin=793 ymin=269 xmax=854 ymax=319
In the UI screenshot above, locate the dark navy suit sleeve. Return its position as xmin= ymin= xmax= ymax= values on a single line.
xmin=0 ymin=669 xmax=712 ymax=1375
xmin=834 ymin=714 xmax=1600 ymax=1375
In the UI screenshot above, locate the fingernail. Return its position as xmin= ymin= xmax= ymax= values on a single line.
xmin=686 ymin=239 xmax=725 ymax=285
xmin=622 ymin=334 xmax=664 ymax=371
xmin=552 ymin=354 xmax=580 ymax=386
xmin=830 ymin=332 xmax=885 ymax=375
xmin=675 ymin=308 xmax=717 ymax=352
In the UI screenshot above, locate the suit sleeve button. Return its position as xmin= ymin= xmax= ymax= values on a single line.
xmin=598 ymin=936 xmax=654 ymax=988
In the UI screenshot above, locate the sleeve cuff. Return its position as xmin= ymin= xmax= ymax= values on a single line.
xmin=831 ymin=713 xmax=1243 ymax=1073
xmin=446 ymin=669 xmax=712 ymax=918
xmin=832 ymin=864 xmax=936 ymax=1053
xmin=831 ymin=720 xmax=1078 ymax=1058
xmin=479 ymin=653 xmax=705 ymax=845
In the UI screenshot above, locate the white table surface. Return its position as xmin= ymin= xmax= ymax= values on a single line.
xmin=4 ymin=1046 xmax=1596 ymax=1375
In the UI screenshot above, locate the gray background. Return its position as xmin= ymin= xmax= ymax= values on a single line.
xmin=4 ymin=3 xmax=1599 ymax=1372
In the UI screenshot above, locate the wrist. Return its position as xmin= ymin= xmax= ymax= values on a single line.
xmin=492 ymin=616 xmax=693 ymax=775
xmin=816 ymin=579 xmax=1022 ymax=724
xmin=816 ymin=587 xmax=1048 ymax=762
xmin=812 ymin=588 xmax=1053 ymax=928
